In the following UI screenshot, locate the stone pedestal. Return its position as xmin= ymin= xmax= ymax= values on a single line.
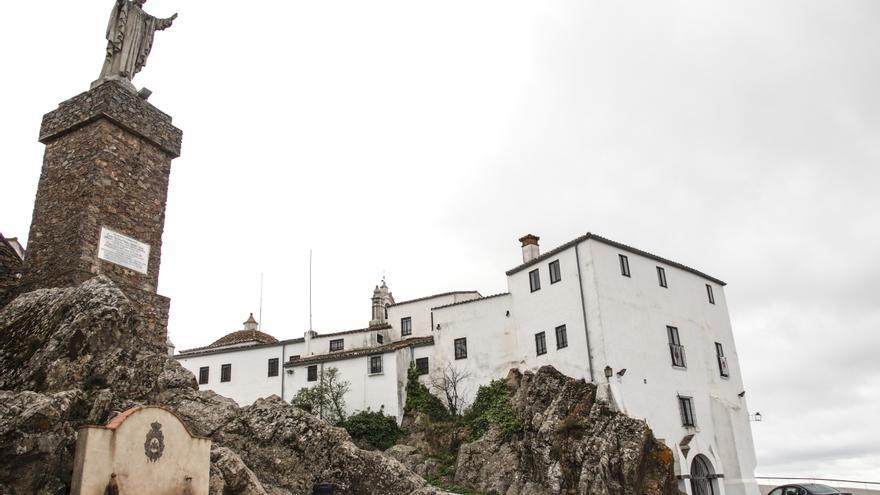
xmin=21 ymin=81 xmax=182 ymax=346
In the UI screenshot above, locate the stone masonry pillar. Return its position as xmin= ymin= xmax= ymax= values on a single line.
xmin=21 ymin=81 xmax=182 ymax=347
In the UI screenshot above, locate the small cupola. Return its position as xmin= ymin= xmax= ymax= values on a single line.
xmin=243 ymin=313 xmax=259 ymax=331
xmin=519 ymin=234 xmax=541 ymax=263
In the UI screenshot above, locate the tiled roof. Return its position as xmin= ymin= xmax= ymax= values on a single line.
xmin=178 ymin=329 xmax=279 ymax=354
xmin=175 ymin=325 xmax=389 ymax=357
xmin=431 ymin=292 xmax=511 ymax=310
xmin=387 ymin=291 xmax=481 ymax=308
xmin=175 ymin=336 xmax=304 ymax=358
xmin=285 ymin=336 xmax=434 ymax=367
xmin=505 ymin=233 xmax=726 ymax=286
xmin=315 ymin=324 xmax=390 ymax=338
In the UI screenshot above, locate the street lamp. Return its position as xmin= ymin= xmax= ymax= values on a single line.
xmin=604 ymin=366 xmax=613 ymax=381
xmin=750 ymin=412 xmax=762 ymax=422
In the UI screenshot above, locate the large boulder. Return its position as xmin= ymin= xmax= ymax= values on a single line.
xmin=453 ymin=367 xmax=680 ymax=495
xmin=0 ymin=277 xmax=444 ymax=494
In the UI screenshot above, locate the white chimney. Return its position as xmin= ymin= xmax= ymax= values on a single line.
xmin=519 ymin=234 xmax=540 ymax=263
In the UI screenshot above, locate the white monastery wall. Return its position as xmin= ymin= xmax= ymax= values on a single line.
xmin=176 ymin=344 xmax=286 ymax=406
xmin=506 ymin=245 xmax=596 ymax=382
xmin=431 ymin=295 xmax=517 ymax=409
xmin=286 ymin=352 xmax=403 ymax=418
xmin=583 ymin=239 xmax=758 ymax=495
xmin=388 ymin=292 xmax=480 ymax=341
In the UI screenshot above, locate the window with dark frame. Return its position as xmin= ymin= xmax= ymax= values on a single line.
xmin=369 ymin=355 xmax=383 ymax=374
xmin=535 ymin=332 xmax=547 ymax=356
xmin=619 ymin=254 xmax=630 ymax=277
xmin=549 ymin=260 xmax=561 ymax=284
xmin=198 ymin=366 xmax=209 ymax=385
xmin=330 ymin=339 xmax=344 ymax=352
xmin=678 ymin=396 xmax=696 ymax=427
xmin=529 ymin=269 xmax=541 ymax=292
xmin=555 ymin=325 xmax=568 ymax=349
xmin=415 ymin=357 xmax=429 ymax=375
xmin=657 ymin=266 xmax=668 ymax=288
xmin=454 ymin=337 xmax=468 ymax=359
xmin=267 ymin=358 xmax=279 ymax=377
xmin=220 ymin=363 xmax=231 ymax=383
xmin=706 ymin=284 xmax=715 ymax=304
xmin=401 ymin=317 xmax=412 ymax=336
xmin=290 ymin=355 xmax=300 ymax=362
xmin=307 ymin=365 xmax=318 ymax=382
xmin=667 ymin=326 xmax=686 ymax=368
xmin=377 ymin=334 xmax=384 ymax=344
xmin=716 ymin=342 xmax=729 ymax=378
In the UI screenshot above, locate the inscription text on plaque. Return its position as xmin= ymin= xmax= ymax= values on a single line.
xmin=98 ymin=227 xmax=150 ymax=274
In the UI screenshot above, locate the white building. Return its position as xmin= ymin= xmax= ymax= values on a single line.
xmin=175 ymin=233 xmax=759 ymax=495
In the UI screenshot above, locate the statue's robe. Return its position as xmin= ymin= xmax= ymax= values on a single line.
xmin=99 ymin=1 xmax=173 ymax=81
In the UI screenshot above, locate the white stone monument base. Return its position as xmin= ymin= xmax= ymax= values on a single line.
xmin=71 ymin=406 xmax=211 ymax=495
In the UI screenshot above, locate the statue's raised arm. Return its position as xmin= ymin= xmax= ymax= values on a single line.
xmin=93 ymin=0 xmax=178 ymax=91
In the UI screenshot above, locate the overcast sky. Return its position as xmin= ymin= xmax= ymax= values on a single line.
xmin=2 ymin=0 xmax=878 ymax=483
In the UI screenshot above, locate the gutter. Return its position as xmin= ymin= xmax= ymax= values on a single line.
xmin=574 ymin=240 xmax=595 ymax=382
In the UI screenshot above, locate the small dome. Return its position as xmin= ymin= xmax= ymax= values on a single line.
xmin=208 ymin=329 xmax=278 ymax=349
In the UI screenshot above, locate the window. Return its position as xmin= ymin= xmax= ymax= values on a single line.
xmin=529 ymin=269 xmax=541 ymax=292
xmin=267 ymin=358 xmax=279 ymax=377
xmin=415 ymin=357 xmax=429 ymax=375
xmin=716 ymin=343 xmax=729 ymax=378
xmin=401 ymin=317 xmax=412 ymax=336
xmin=198 ymin=366 xmax=209 ymax=385
xmin=667 ymin=326 xmax=686 ymax=368
xmin=220 ymin=363 xmax=231 ymax=383
xmin=330 ymin=339 xmax=344 ymax=352
xmin=678 ymin=396 xmax=696 ymax=427
xmin=307 ymin=365 xmax=318 ymax=382
xmin=549 ymin=260 xmax=561 ymax=284
xmin=289 ymin=355 xmax=300 ymax=362
xmin=619 ymin=254 xmax=630 ymax=277
xmin=555 ymin=325 xmax=568 ymax=349
xmin=706 ymin=284 xmax=715 ymax=304
xmin=657 ymin=266 xmax=668 ymax=288
xmin=369 ymin=355 xmax=383 ymax=374
xmin=454 ymin=337 xmax=468 ymax=360
xmin=377 ymin=334 xmax=384 ymax=344
xmin=535 ymin=332 xmax=547 ymax=356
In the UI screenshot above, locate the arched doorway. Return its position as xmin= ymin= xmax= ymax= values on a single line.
xmin=690 ymin=454 xmax=716 ymax=495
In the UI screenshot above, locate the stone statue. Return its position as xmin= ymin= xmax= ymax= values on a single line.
xmin=93 ymin=0 xmax=177 ymax=91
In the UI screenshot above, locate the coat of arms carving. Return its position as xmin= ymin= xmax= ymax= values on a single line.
xmin=144 ymin=421 xmax=165 ymax=462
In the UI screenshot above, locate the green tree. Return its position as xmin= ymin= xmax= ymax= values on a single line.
xmin=292 ymin=367 xmax=350 ymax=424
xmin=404 ymin=366 xmax=449 ymax=421
xmin=341 ymin=407 xmax=402 ymax=451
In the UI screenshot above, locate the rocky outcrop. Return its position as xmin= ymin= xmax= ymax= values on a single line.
xmin=453 ymin=367 xmax=679 ymax=495
xmin=0 ymin=278 xmax=443 ymax=494
xmin=392 ymin=367 xmax=680 ymax=495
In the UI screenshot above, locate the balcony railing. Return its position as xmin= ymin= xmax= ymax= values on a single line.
xmin=669 ymin=344 xmax=687 ymax=368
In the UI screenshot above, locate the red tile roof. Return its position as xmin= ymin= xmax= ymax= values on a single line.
xmin=285 ymin=336 xmax=434 ymax=367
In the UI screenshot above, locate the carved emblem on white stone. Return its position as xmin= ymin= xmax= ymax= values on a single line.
xmin=144 ymin=422 xmax=165 ymax=462
xmin=98 ymin=227 xmax=150 ymax=274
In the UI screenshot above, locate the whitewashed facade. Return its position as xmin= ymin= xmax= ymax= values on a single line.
xmin=175 ymin=233 xmax=759 ymax=495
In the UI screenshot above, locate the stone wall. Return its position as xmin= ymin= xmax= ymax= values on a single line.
xmin=0 ymin=238 xmax=23 ymax=307
xmin=19 ymin=81 xmax=182 ymax=348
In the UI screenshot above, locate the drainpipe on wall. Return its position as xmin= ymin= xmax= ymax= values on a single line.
xmin=280 ymin=343 xmax=286 ymax=401
xmin=574 ymin=241 xmax=595 ymax=382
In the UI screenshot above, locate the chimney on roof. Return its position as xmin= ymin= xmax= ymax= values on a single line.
xmin=243 ymin=313 xmax=258 ymax=331
xmin=519 ymin=234 xmax=540 ymax=263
